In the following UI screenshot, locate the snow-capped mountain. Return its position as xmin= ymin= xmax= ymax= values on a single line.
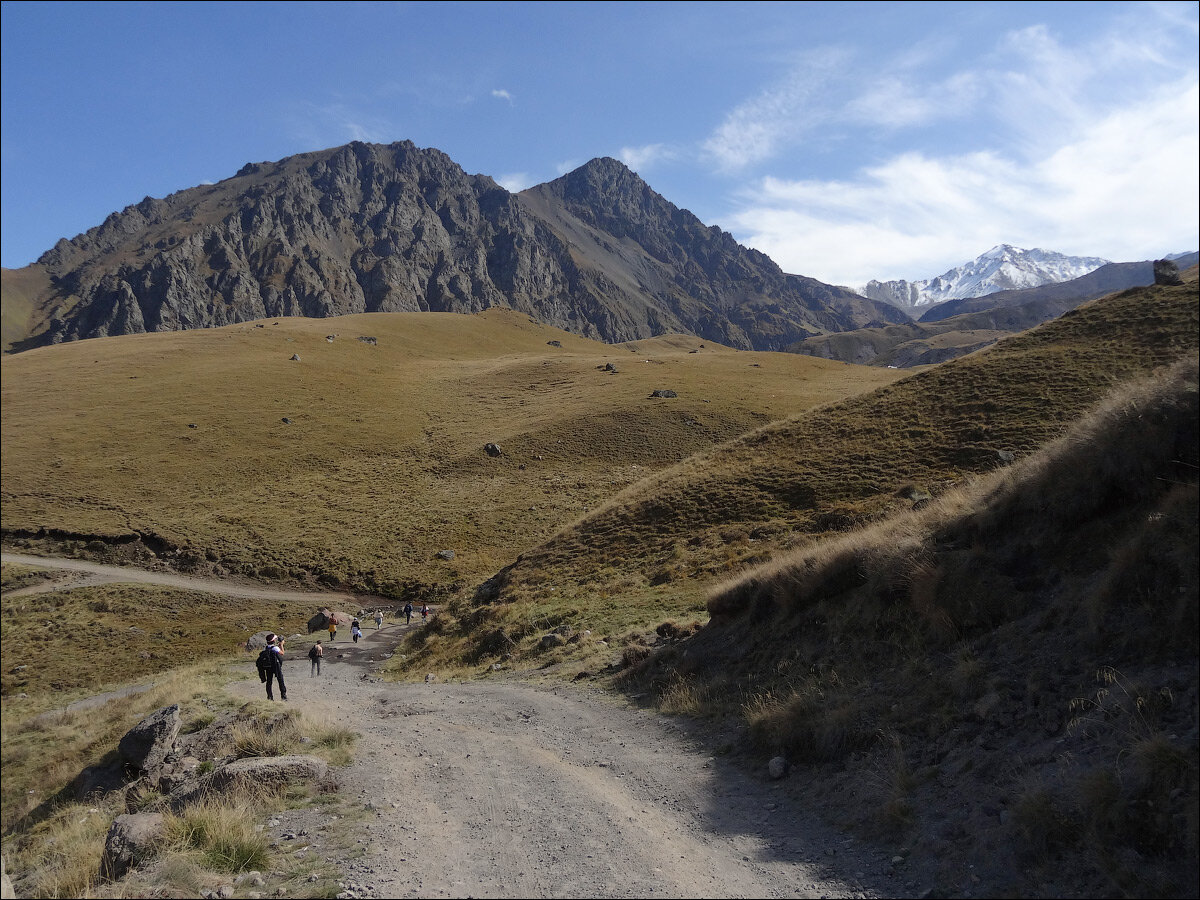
xmin=854 ymin=244 xmax=1110 ymax=311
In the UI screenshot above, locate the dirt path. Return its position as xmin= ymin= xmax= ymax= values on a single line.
xmin=0 ymin=552 xmax=366 ymax=605
xmin=4 ymin=554 xmax=904 ymax=896
xmin=231 ymin=625 xmax=900 ymax=899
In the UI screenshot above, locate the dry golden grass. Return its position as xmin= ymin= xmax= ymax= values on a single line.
xmin=1 ymin=308 xmax=903 ymax=597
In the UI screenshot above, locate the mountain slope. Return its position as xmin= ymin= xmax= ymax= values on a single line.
xmin=0 ymin=142 xmax=906 ymax=354
xmin=443 ymin=269 xmax=1198 ymax=656
xmin=666 ymin=355 xmax=1198 ymax=898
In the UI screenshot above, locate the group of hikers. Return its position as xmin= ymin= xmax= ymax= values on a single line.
xmin=260 ymin=602 xmax=431 ymax=699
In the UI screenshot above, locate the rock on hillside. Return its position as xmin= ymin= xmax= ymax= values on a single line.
xmin=4 ymin=142 xmax=906 ymax=353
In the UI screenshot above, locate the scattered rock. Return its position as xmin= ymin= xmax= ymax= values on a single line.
xmin=768 ymin=756 xmax=788 ymax=779
xmin=357 ymin=336 xmax=377 ymax=345
xmin=325 ymin=335 xmax=336 ymax=342
xmin=100 ymin=812 xmax=166 ymax=880
xmin=547 ymin=340 xmax=562 ymax=347
xmin=424 ymin=673 xmax=437 ymax=683
xmin=539 ymin=633 xmax=567 ymax=651
xmin=436 ymin=549 xmax=456 ymax=560
xmin=650 ymin=389 xmax=677 ymax=398
xmin=289 ymin=354 xmax=301 ymax=361
xmin=281 ymin=417 xmax=293 ymax=425
xmin=484 ymin=443 xmax=503 ymax=457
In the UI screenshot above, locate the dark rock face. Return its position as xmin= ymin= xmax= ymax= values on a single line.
xmin=15 ymin=142 xmax=907 ymax=352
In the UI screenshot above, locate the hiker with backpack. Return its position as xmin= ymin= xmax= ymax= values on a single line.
xmin=256 ymin=633 xmax=287 ymax=701
xmin=421 ymin=604 xmax=430 ymax=621
xmin=328 ymin=616 xmax=337 ymax=643
xmin=375 ymin=610 xmax=383 ymax=629
xmin=351 ymin=622 xmax=363 ymax=643
xmin=308 ymin=640 xmax=323 ymax=676
xmin=403 ymin=602 xmax=413 ymax=624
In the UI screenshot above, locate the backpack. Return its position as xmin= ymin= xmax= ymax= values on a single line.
xmin=256 ymin=646 xmax=273 ymax=682
xmin=308 ymin=645 xmax=319 ymax=660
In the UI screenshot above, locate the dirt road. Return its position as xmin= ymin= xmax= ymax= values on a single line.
xmin=232 ymin=624 xmax=899 ymax=899
xmin=0 ymin=552 xmax=366 ymax=605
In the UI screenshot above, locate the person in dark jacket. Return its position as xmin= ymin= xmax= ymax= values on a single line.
xmin=265 ymin=634 xmax=288 ymax=701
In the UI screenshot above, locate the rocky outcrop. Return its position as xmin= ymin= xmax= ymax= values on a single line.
xmin=117 ymin=704 xmax=181 ymax=782
xmin=9 ymin=142 xmax=907 ymax=353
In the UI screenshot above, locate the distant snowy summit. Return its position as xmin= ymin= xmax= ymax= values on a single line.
xmin=853 ymin=244 xmax=1110 ymax=311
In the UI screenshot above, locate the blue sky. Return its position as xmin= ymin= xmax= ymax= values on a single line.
xmin=2 ymin=1 xmax=1197 ymax=286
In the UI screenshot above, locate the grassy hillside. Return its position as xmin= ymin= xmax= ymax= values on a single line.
xmin=627 ymin=356 xmax=1197 ymax=898
xmin=412 ymin=271 xmax=1198 ymax=672
xmin=1 ymin=307 xmax=904 ymax=598
xmin=0 ymin=265 xmax=54 ymax=354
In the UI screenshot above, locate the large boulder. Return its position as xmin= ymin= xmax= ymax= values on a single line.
xmin=1154 ymin=258 xmax=1183 ymax=285
xmin=169 ymin=754 xmax=330 ymax=808
xmin=212 ymin=754 xmax=329 ymax=790
xmin=117 ymin=705 xmax=181 ymax=781
xmin=100 ymin=812 xmax=165 ymax=880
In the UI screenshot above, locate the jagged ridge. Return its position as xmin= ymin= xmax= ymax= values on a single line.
xmin=6 ymin=142 xmax=907 ymax=352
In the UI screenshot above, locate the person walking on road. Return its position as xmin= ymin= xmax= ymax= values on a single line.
xmin=351 ymin=622 xmax=363 ymax=643
xmin=308 ymin=640 xmax=323 ymax=676
xmin=404 ymin=602 xmax=413 ymax=625
xmin=375 ymin=610 xmax=384 ymax=629
xmin=265 ymin=634 xmax=287 ymax=701
xmin=421 ymin=604 xmax=429 ymax=621
xmin=328 ymin=617 xmax=337 ymax=643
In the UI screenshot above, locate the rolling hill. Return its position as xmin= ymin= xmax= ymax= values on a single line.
xmin=435 ymin=267 xmax=1198 ymax=665
xmin=0 ymin=308 xmax=906 ymax=601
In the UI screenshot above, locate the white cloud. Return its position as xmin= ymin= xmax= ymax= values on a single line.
xmin=701 ymin=48 xmax=845 ymax=171
xmin=724 ymin=80 xmax=1199 ymax=286
xmin=618 ymin=143 xmax=676 ymax=172
xmin=288 ymin=101 xmax=394 ymax=148
xmin=555 ymin=158 xmax=582 ymax=175
xmin=491 ymin=88 xmax=514 ymax=104
xmin=496 ymin=172 xmax=532 ymax=192
xmin=703 ymin=10 xmax=1198 ymax=285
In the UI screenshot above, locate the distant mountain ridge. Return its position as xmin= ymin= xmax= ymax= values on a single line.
xmin=854 ymin=244 xmax=1110 ymax=311
xmin=1 ymin=141 xmax=906 ymax=353
xmin=795 ymin=252 xmax=1200 ymax=367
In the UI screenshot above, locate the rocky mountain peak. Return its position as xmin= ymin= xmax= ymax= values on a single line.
xmin=5 ymin=140 xmax=908 ymax=354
